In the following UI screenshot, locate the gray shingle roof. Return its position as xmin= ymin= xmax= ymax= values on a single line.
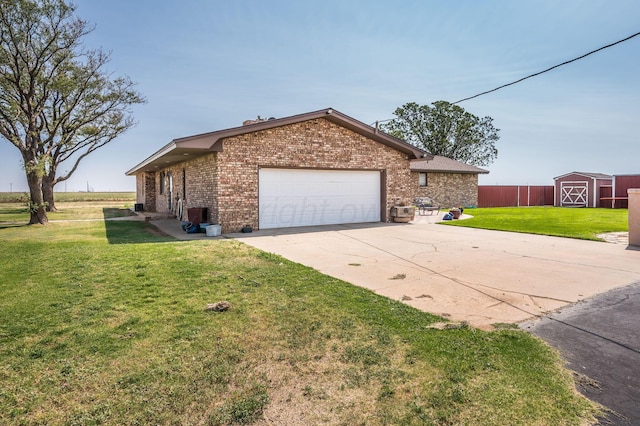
xmin=410 ymin=155 xmax=489 ymax=174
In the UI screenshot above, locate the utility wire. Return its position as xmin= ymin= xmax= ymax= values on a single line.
xmin=453 ymin=30 xmax=640 ymax=104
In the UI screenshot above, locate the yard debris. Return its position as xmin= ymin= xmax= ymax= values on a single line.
xmin=390 ymin=273 xmax=406 ymax=280
xmin=238 ymin=275 xmax=261 ymax=287
xmin=205 ymin=301 xmax=231 ymax=312
xmin=573 ymin=372 xmax=602 ymax=391
xmin=401 ymin=295 xmax=412 ymax=301
xmin=426 ymin=321 xmax=470 ymax=330
xmin=415 ymin=294 xmax=433 ymax=299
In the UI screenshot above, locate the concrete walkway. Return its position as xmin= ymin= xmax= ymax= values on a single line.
xmin=149 ymin=213 xmax=640 ymax=329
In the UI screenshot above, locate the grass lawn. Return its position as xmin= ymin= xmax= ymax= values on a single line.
xmin=443 ymin=206 xmax=628 ymax=240
xmin=0 ymin=201 xmax=136 ymax=223
xmin=0 ymin=205 xmax=600 ymax=425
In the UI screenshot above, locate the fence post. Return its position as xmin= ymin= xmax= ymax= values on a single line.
xmin=629 ymin=189 xmax=640 ymax=247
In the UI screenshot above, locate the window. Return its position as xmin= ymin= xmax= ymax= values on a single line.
xmin=159 ymin=171 xmax=165 ymax=194
xmin=182 ymin=168 xmax=186 ymax=200
xmin=418 ymin=172 xmax=427 ymax=187
xmin=167 ymin=171 xmax=173 ymax=211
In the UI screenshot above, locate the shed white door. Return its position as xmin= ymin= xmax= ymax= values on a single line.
xmin=560 ymin=181 xmax=588 ymax=207
xmin=259 ymin=168 xmax=381 ymax=229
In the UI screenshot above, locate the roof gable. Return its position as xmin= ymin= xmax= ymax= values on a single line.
xmin=126 ymin=108 xmax=430 ymax=175
xmin=553 ymin=171 xmax=612 ymax=180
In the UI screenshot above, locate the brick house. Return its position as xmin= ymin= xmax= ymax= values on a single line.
xmin=126 ymin=108 xmax=432 ymax=233
xmin=410 ymin=156 xmax=489 ymax=208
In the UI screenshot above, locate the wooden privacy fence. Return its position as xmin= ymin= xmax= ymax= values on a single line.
xmin=478 ymin=185 xmax=554 ymax=208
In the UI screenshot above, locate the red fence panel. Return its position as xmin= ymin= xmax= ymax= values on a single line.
xmin=528 ymin=186 xmax=555 ymax=206
xmin=478 ymin=186 xmax=554 ymax=208
xmin=478 ymin=186 xmax=516 ymax=207
xmin=615 ymin=175 xmax=640 ymax=197
xmin=609 ymin=175 xmax=640 ymax=208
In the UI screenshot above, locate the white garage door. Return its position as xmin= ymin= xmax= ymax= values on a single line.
xmin=259 ymin=168 xmax=381 ymax=229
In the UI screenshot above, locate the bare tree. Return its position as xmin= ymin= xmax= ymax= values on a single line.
xmin=0 ymin=0 xmax=144 ymax=223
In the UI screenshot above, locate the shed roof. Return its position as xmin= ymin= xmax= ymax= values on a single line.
xmin=410 ymin=155 xmax=489 ymax=174
xmin=553 ymin=171 xmax=612 ymax=180
xmin=126 ymin=108 xmax=431 ymax=175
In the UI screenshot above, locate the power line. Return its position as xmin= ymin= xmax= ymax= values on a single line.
xmin=453 ymin=30 xmax=640 ymax=104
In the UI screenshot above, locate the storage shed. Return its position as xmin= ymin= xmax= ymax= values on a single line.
xmin=553 ymin=172 xmax=612 ymax=207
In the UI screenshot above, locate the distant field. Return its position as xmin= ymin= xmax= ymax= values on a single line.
xmin=0 ymin=192 xmax=135 ymax=203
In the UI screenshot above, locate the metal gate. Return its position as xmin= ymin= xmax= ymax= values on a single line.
xmin=560 ymin=181 xmax=588 ymax=206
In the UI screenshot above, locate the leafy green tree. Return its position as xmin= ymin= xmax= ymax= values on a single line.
xmin=0 ymin=0 xmax=144 ymax=223
xmin=382 ymin=101 xmax=499 ymax=166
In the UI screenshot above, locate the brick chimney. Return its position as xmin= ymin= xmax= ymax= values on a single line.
xmin=242 ymin=115 xmax=267 ymax=126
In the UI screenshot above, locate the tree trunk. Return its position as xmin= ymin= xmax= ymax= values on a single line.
xmin=27 ymin=171 xmax=48 ymax=225
xmin=42 ymin=175 xmax=58 ymax=212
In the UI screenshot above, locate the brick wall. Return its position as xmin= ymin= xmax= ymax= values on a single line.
xmin=183 ymin=153 xmax=218 ymax=223
xmin=216 ymin=118 xmax=414 ymax=232
xmin=151 ymin=154 xmax=218 ymax=222
xmin=414 ymin=172 xmax=479 ymax=208
xmin=149 ymin=118 xmax=414 ymax=233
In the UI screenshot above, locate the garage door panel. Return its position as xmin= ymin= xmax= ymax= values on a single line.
xmin=259 ymin=169 xmax=380 ymax=229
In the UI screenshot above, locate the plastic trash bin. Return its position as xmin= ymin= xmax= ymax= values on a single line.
xmin=206 ymin=224 xmax=221 ymax=237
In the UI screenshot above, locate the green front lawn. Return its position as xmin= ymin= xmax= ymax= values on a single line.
xmin=0 ymin=208 xmax=599 ymax=425
xmin=0 ymin=202 xmax=136 ymax=223
xmin=444 ymin=207 xmax=628 ymax=240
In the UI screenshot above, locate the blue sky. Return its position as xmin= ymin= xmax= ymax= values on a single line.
xmin=1 ymin=0 xmax=639 ymax=192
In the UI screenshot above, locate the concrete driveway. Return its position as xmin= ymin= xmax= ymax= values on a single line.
xmin=231 ymin=215 xmax=640 ymax=329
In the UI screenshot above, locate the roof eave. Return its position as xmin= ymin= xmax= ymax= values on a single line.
xmin=125 ymin=142 xmax=177 ymax=176
xmin=411 ymin=168 xmax=489 ymax=174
